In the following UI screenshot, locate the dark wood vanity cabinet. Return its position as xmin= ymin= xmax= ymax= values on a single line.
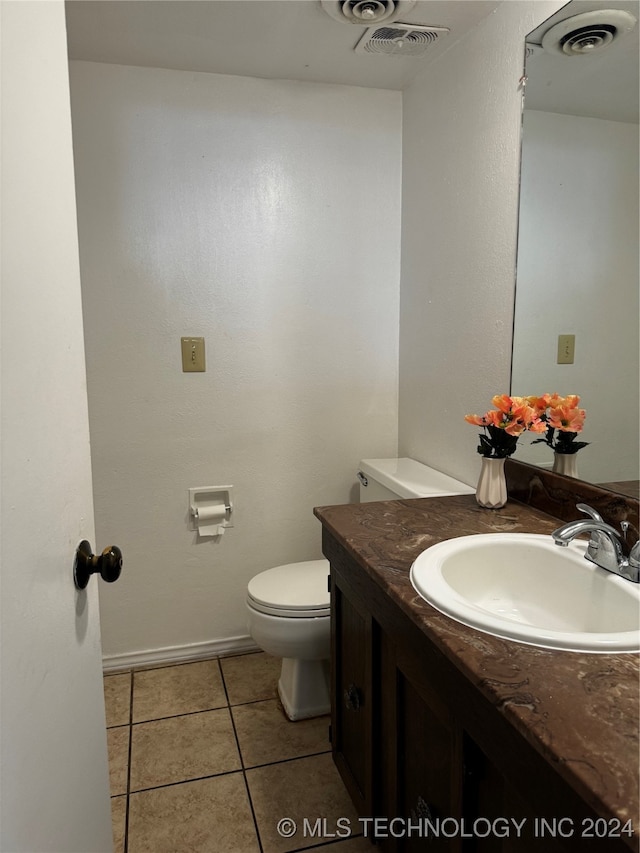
xmin=332 ymin=576 xmax=461 ymax=846
xmin=379 ymin=629 xmax=463 ymax=853
xmin=332 ymin=574 xmax=373 ymax=817
xmin=329 ymin=535 xmax=465 ymax=852
xmin=325 ymin=529 xmax=634 ymax=853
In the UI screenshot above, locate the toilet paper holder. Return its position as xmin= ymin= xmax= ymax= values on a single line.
xmin=188 ymin=486 xmax=234 ymax=534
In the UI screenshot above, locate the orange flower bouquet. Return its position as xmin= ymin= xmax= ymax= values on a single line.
xmin=465 ymin=395 xmax=546 ymax=459
xmin=529 ymin=393 xmax=589 ymax=455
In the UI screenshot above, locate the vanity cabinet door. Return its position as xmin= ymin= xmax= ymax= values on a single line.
xmin=463 ymin=736 xmax=579 ymax=853
xmin=331 ymin=574 xmax=374 ymax=817
xmin=379 ymin=632 xmax=463 ymax=853
xmin=462 ymin=734 xmax=631 ymax=853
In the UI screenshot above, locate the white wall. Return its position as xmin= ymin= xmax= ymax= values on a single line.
xmin=398 ymin=1 xmax=566 ymax=487
xmin=511 ymin=110 xmax=639 ymax=483
xmin=69 ymin=62 xmax=401 ymax=662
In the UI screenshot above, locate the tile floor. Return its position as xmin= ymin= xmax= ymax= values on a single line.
xmin=104 ymin=652 xmax=372 ymax=853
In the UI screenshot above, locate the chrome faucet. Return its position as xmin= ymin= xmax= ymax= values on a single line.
xmin=552 ymin=504 xmax=640 ymax=583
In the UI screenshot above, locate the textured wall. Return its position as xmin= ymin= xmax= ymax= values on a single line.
xmin=398 ymin=1 xmax=566 ymax=487
xmin=70 ymin=62 xmax=401 ymax=661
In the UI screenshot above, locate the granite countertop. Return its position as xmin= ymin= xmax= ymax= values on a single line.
xmin=314 ymin=494 xmax=639 ymax=839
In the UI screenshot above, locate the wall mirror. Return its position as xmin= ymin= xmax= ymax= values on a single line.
xmin=510 ymin=0 xmax=639 ymax=497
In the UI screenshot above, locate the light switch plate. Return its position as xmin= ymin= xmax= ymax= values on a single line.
xmin=181 ymin=337 xmax=206 ymax=372
xmin=557 ymin=334 xmax=575 ymax=364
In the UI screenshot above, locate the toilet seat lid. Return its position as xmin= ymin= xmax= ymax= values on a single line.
xmin=247 ymin=559 xmax=330 ymax=615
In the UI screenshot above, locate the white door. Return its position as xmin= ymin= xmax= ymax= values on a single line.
xmin=1 ymin=2 xmax=113 ymax=850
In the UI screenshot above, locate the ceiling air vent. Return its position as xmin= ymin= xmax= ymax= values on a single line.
xmin=540 ymin=9 xmax=637 ymax=56
xmin=320 ymin=0 xmax=416 ymax=25
xmin=355 ymin=23 xmax=449 ymax=56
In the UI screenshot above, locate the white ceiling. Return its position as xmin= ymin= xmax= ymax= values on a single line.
xmin=64 ymin=0 xmax=502 ymax=91
xmin=65 ymin=0 xmax=638 ymax=119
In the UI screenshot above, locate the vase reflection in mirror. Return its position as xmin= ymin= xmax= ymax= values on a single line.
xmin=552 ymin=451 xmax=579 ymax=479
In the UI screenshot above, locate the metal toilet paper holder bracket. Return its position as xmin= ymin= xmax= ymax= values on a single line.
xmin=188 ymin=486 xmax=234 ymax=532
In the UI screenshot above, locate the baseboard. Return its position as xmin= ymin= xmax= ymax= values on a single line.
xmin=102 ymin=635 xmax=260 ymax=673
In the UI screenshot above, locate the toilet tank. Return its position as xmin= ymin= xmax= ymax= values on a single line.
xmin=358 ymin=457 xmax=474 ymax=502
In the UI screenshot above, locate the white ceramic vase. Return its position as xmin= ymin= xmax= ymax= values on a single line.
xmin=552 ymin=452 xmax=579 ymax=478
xmin=475 ymin=457 xmax=507 ymax=509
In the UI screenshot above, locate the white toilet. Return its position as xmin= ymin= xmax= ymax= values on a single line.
xmin=246 ymin=458 xmax=473 ymax=720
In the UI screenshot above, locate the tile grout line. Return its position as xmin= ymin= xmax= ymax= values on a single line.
xmin=130 ymin=704 xmax=231 ymax=726
xmin=219 ymin=656 xmax=266 ymax=853
xmin=123 ymin=669 xmax=134 ymax=853
xmin=125 ymin=767 xmax=249 ymax=795
xmin=118 ymin=750 xmax=332 ymax=797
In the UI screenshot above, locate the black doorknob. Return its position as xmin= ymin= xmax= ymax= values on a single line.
xmin=74 ymin=540 xmax=123 ymax=590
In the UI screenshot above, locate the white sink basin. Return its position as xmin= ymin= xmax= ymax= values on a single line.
xmin=410 ymin=533 xmax=640 ymax=653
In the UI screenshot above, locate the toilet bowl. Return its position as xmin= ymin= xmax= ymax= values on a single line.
xmin=246 ymin=559 xmax=331 ymax=721
xmin=246 ymin=458 xmax=473 ymax=721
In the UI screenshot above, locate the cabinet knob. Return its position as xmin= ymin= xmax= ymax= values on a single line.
xmin=73 ymin=540 xmax=123 ymax=590
xmin=344 ymin=683 xmax=363 ymax=711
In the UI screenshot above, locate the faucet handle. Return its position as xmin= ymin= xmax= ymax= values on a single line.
xmin=624 ymin=541 xmax=640 ymax=583
xmin=577 ymin=503 xmax=604 ymax=523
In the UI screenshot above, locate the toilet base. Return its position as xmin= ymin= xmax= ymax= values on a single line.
xmin=278 ymin=657 xmax=330 ymax=721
